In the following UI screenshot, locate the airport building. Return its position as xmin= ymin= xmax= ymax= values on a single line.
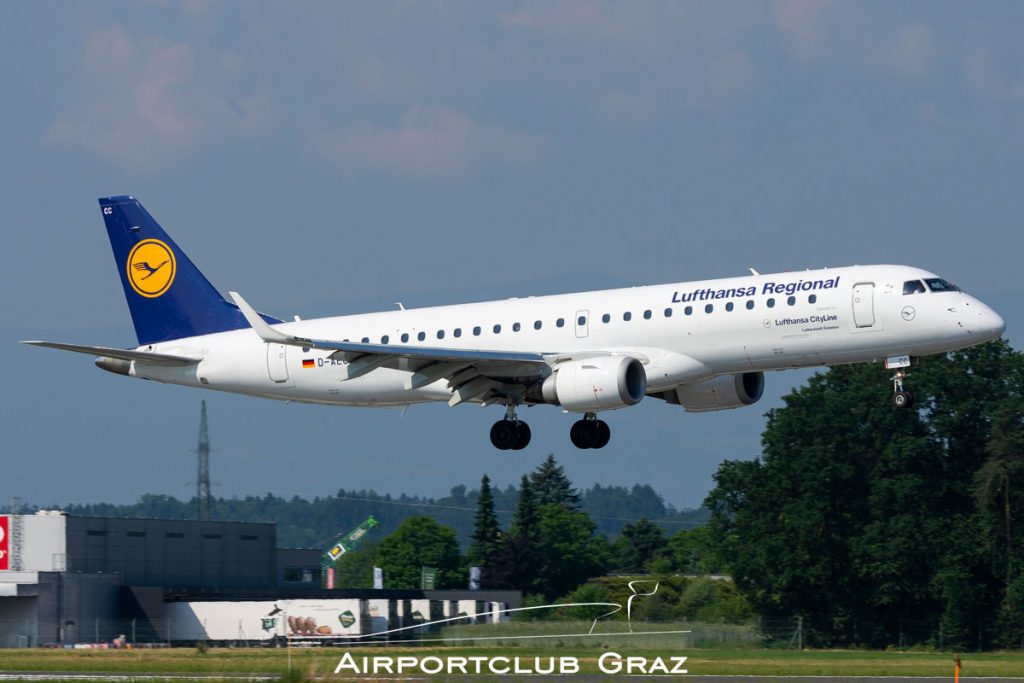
xmin=0 ymin=511 xmax=518 ymax=647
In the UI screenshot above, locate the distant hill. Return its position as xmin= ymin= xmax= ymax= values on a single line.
xmin=47 ymin=482 xmax=707 ymax=548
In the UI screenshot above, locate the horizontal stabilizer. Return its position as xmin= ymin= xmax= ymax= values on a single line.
xmin=21 ymin=341 xmax=202 ymax=366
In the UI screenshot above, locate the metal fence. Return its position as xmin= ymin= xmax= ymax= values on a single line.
xmin=1 ymin=616 xmax=1018 ymax=650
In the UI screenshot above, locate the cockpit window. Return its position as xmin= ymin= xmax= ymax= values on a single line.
xmin=903 ymin=280 xmax=926 ymax=295
xmin=925 ymin=278 xmax=960 ymax=293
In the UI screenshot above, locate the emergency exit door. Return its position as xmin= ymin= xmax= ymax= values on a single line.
xmin=852 ymin=283 xmax=875 ymax=328
xmin=267 ymin=343 xmax=290 ymax=382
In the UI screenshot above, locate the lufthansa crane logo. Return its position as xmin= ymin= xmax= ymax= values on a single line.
xmin=127 ymin=239 xmax=176 ymax=298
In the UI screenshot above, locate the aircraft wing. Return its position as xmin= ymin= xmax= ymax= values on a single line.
xmin=229 ymin=291 xmax=548 ymax=364
xmin=21 ymin=341 xmax=202 ymax=366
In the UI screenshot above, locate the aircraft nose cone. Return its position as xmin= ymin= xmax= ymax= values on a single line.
xmin=974 ymin=302 xmax=1005 ymax=340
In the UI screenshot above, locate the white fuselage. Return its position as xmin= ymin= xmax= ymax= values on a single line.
xmin=126 ymin=265 xmax=1005 ymax=409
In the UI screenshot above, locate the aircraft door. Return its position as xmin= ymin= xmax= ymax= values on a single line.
xmin=575 ymin=310 xmax=589 ymax=338
xmin=267 ymin=343 xmax=290 ymax=382
xmin=852 ymin=283 xmax=876 ymax=328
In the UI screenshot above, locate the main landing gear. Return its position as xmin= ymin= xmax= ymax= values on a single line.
xmin=891 ymin=369 xmax=914 ymax=409
xmin=570 ymin=412 xmax=611 ymax=449
xmin=490 ymin=405 xmax=531 ymax=450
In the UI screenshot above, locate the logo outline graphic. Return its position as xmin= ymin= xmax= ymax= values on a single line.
xmin=127 ymin=239 xmax=176 ymax=298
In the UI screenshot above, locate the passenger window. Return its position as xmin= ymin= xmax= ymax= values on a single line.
xmin=401 ymin=333 xmax=409 ymax=343
xmin=381 ymin=335 xmax=389 ymax=344
xmin=808 ymin=294 xmax=817 ymax=304
xmin=787 ymin=296 xmax=796 ymax=306
xmin=417 ymin=331 xmax=426 ymax=341
xmin=473 ymin=326 xmax=481 ymax=336
xmin=556 ymin=318 xmax=565 ymax=328
xmin=361 ymin=337 xmax=369 ymax=344
xmin=664 ymin=308 xmax=673 ymax=318
xmin=725 ymin=302 xmax=734 ymax=312
xmin=643 ymin=310 xmax=652 ymax=320
xmin=685 ymin=306 xmax=693 ymax=316
xmin=623 ymin=312 xmax=632 ymax=321
xmin=705 ymin=304 xmax=713 ymax=314
xmin=534 ymin=320 xmax=542 ymax=330
xmin=602 ymin=314 xmax=611 ymax=323
xmin=767 ymin=298 xmax=775 ymax=308
xmin=437 ymin=330 xmax=445 ymax=339
xmin=454 ymin=328 xmax=462 ymax=338
xmin=577 ymin=316 xmax=586 ymax=326
xmin=513 ymin=322 xmax=521 ymax=332
xmin=494 ymin=324 xmax=502 ymax=334
xmin=746 ymin=300 xmax=754 ymax=310
xmin=903 ymin=280 xmax=926 ymax=295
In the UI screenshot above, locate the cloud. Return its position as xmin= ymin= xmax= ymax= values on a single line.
xmin=963 ymin=46 xmax=1024 ymax=102
xmin=888 ymin=24 xmax=939 ymax=77
xmin=499 ymin=1 xmax=664 ymax=46
xmin=44 ymin=24 xmax=270 ymax=168
xmin=319 ymin=106 xmax=546 ymax=180
xmin=773 ymin=0 xmax=831 ymax=58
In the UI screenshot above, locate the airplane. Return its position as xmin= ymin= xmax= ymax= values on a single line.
xmin=23 ymin=196 xmax=1006 ymax=450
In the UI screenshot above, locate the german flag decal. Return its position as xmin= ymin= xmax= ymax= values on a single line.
xmin=302 ymin=359 xmax=315 ymax=369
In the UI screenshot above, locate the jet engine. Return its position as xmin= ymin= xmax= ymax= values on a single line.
xmin=662 ymin=372 xmax=764 ymax=412
xmin=537 ymin=356 xmax=647 ymax=412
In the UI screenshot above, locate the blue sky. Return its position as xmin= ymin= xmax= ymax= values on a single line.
xmin=1 ymin=1 xmax=1022 ymax=511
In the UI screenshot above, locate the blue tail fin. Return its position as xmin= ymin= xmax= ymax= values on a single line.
xmin=99 ymin=195 xmax=280 ymax=345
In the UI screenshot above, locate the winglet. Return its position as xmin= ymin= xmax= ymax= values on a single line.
xmin=229 ymin=291 xmax=291 ymax=343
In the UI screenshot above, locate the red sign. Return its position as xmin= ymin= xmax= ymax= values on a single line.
xmin=0 ymin=516 xmax=9 ymax=571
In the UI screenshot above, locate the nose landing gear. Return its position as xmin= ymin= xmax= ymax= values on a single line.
xmin=570 ymin=412 xmax=611 ymax=449
xmin=891 ymin=370 xmax=914 ymax=409
xmin=490 ymin=405 xmax=531 ymax=450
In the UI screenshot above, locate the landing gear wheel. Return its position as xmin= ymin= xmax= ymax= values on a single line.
xmin=570 ymin=419 xmax=596 ymax=449
xmin=592 ymin=420 xmax=611 ymax=449
xmin=490 ymin=420 xmax=518 ymax=450
xmin=890 ymin=368 xmax=914 ymax=409
xmin=893 ymin=391 xmax=914 ymax=409
xmin=511 ymin=421 xmax=531 ymax=450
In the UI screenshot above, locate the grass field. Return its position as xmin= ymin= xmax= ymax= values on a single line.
xmin=1 ymin=646 xmax=1023 ymax=678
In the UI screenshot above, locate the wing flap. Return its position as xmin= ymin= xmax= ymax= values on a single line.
xmin=21 ymin=341 xmax=202 ymax=366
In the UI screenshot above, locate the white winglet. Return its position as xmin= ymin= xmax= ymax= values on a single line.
xmin=229 ymin=291 xmax=291 ymax=343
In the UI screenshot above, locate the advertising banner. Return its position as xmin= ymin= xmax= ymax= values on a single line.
xmin=0 ymin=516 xmax=8 ymax=571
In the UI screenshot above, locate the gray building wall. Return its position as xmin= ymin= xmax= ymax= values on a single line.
xmin=66 ymin=517 xmax=277 ymax=588
xmin=276 ymin=548 xmax=321 ymax=587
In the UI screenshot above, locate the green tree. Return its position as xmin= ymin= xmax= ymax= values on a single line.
xmin=531 ymin=454 xmax=581 ymax=509
xmin=376 ymin=516 xmax=462 ymax=589
xmin=533 ymin=503 xmax=610 ymax=600
xmin=615 ymin=518 xmax=666 ymax=573
xmin=491 ymin=475 xmax=541 ymax=590
xmin=705 ymin=341 xmax=1024 ymax=648
xmin=976 ymin=396 xmax=1024 ymax=646
xmin=652 ymin=525 xmax=721 ymax=575
xmin=467 ymin=474 xmax=502 ymax=586
xmin=332 ymin=540 xmax=379 ymax=589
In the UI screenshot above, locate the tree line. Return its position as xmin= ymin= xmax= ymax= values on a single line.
xmin=705 ymin=340 xmax=1024 ymax=649
xmin=54 ymin=466 xmax=704 ymax=549
xmin=340 ymin=455 xmax=728 ymax=606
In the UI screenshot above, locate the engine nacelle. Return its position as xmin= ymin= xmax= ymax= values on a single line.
xmin=539 ymin=356 xmax=647 ymax=413
xmin=665 ymin=372 xmax=764 ymax=412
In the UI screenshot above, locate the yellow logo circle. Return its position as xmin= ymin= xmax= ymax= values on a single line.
xmin=127 ymin=239 xmax=176 ymax=298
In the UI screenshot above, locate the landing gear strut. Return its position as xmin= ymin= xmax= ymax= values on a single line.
xmin=570 ymin=412 xmax=611 ymax=449
xmin=490 ymin=405 xmax=531 ymax=450
xmin=891 ymin=370 xmax=914 ymax=408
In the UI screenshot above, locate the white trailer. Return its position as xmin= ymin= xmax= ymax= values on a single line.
xmin=162 ymin=599 xmax=369 ymax=643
